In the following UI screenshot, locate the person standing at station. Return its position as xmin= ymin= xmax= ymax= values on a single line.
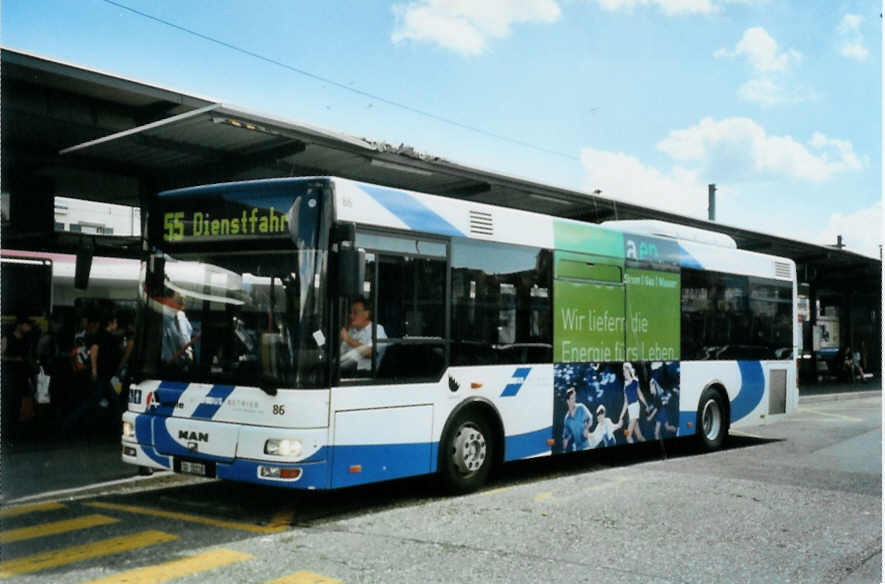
xmin=1 ymin=315 xmax=37 ymax=444
xmin=61 ymin=312 xmax=122 ymax=435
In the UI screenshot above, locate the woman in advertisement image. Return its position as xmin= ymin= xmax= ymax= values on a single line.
xmin=618 ymin=362 xmax=648 ymax=443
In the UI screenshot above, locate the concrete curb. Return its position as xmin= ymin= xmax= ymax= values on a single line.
xmin=1 ymin=471 xmax=207 ymax=507
xmin=799 ymin=388 xmax=881 ymax=405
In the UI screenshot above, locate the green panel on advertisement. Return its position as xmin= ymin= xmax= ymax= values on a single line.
xmin=554 ymin=279 xmax=626 ymax=364
xmin=554 ymin=220 xmax=624 ymax=258
xmin=625 ymin=268 xmax=681 ymax=361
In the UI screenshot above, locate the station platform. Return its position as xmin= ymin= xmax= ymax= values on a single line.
xmin=797 ymin=376 xmax=881 ymax=403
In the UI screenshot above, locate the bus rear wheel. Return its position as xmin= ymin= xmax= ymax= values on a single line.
xmin=439 ymin=411 xmax=493 ymax=494
xmin=696 ymin=388 xmax=728 ymax=451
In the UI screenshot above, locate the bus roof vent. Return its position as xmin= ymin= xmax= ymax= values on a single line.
xmin=601 ymin=220 xmax=737 ymax=249
xmin=774 ymin=261 xmax=793 ymax=280
xmin=469 ymin=210 xmax=494 ymax=237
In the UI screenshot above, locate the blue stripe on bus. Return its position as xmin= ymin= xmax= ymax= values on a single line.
xmin=135 ymin=426 xmax=551 ymax=489
xmin=676 ymin=360 xmax=766 ymax=435
xmin=731 ymin=361 xmax=765 ymax=422
xmin=331 ymin=442 xmax=433 ymax=488
xmin=359 ymin=184 xmax=465 ymax=237
xmin=133 ymin=414 xmax=170 ymax=468
xmin=677 ymin=244 xmax=704 ymax=270
xmin=678 ymin=410 xmax=694 ymax=436
xmin=217 ymin=458 xmax=330 ymax=489
xmin=500 ymin=367 xmax=532 ymax=397
xmin=504 ymin=426 xmax=552 ymax=461
xmin=191 ymin=384 xmax=237 ymax=419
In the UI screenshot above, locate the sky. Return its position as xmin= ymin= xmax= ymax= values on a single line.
xmin=3 ymin=0 xmax=882 ymax=257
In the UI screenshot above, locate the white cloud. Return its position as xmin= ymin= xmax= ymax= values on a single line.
xmin=391 ymin=0 xmax=561 ymax=55
xmin=840 ymin=42 xmax=869 ymax=61
xmin=837 ymin=13 xmax=863 ymax=35
xmin=657 ymin=117 xmax=865 ymax=183
xmin=588 ymin=0 xmax=764 ymax=15
xmin=592 ymin=0 xmax=716 ymax=15
xmin=817 ymin=201 xmax=882 ymax=258
xmin=837 ymin=14 xmax=869 ymax=62
xmin=737 ymin=78 xmax=816 ymax=107
xmin=579 ymin=148 xmax=709 ymax=217
xmin=580 ymin=145 xmax=880 ymax=256
xmin=714 ymin=27 xmax=802 ymax=73
xmin=715 ymin=27 xmax=810 ymax=107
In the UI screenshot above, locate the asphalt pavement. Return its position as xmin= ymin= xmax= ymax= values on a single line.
xmin=1 ymin=377 xmax=880 ymax=504
xmin=0 ymin=391 xmax=878 ymax=584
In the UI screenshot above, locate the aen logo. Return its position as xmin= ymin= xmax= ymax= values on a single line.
xmin=626 ymin=239 xmax=659 ymax=262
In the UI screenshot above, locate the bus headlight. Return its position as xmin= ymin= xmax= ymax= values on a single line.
xmin=264 ymin=438 xmax=302 ymax=457
xmin=122 ymin=421 xmax=135 ymax=439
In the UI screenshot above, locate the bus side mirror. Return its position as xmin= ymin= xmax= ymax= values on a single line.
xmin=337 ymin=245 xmax=364 ymax=297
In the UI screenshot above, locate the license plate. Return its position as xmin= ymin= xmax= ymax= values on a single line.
xmin=180 ymin=460 xmax=206 ymax=476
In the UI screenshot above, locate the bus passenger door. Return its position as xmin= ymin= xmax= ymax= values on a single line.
xmin=330 ymin=231 xmax=449 ymax=488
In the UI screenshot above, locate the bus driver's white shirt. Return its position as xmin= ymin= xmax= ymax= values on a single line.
xmin=340 ymin=323 xmax=387 ymax=371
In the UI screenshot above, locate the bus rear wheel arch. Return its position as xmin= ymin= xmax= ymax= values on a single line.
xmin=696 ymin=385 xmax=729 ymax=451
xmin=438 ymin=404 xmax=502 ymax=494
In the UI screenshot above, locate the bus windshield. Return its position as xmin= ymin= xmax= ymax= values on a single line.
xmin=136 ymin=179 xmax=332 ymax=389
xmin=137 ymin=248 xmax=328 ymax=389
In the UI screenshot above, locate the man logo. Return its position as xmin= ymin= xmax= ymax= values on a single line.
xmin=179 ymin=430 xmax=209 ymax=442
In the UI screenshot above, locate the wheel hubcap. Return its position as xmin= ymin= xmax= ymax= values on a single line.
xmin=452 ymin=423 xmax=487 ymax=476
xmin=702 ymin=398 xmax=722 ymax=441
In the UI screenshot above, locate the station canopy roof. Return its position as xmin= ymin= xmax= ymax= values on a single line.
xmin=2 ymin=47 xmax=879 ymax=284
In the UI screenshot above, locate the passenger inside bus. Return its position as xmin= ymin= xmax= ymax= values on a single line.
xmin=339 ymin=297 xmax=386 ymax=376
xmin=159 ymin=289 xmax=195 ymax=369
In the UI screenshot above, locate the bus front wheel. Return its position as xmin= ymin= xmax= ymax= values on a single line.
xmin=439 ymin=411 xmax=493 ymax=494
xmin=696 ymin=387 xmax=728 ymax=451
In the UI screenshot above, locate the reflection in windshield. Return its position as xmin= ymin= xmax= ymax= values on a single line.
xmin=137 ymin=250 xmax=327 ymax=389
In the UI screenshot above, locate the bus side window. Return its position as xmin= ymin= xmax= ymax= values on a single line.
xmin=450 ymin=241 xmax=552 ymax=366
xmin=373 ymin=254 xmax=447 ymax=381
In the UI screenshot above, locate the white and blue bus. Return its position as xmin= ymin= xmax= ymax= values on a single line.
xmin=122 ymin=177 xmax=797 ymax=492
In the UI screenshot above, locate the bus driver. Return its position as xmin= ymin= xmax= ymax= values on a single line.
xmin=339 ymin=297 xmax=386 ymax=375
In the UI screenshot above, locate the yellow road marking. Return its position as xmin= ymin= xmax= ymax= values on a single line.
xmin=81 ymin=548 xmax=252 ymax=584
xmin=0 ymin=501 xmax=65 ymax=518
xmin=536 ymin=475 xmax=629 ymax=504
xmin=85 ymin=501 xmax=288 ymax=534
xmin=730 ymin=430 xmax=767 ymax=439
xmin=479 ymin=486 xmax=513 ymax=497
xmin=266 ymin=570 xmax=343 ymax=584
xmin=0 ymin=530 xmax=176 ymax=578
xmin=796 ymin=407 xmax=862 ymax=422
xmin=0 ymin=514 xmax=118 ymax=544
xmin=267 ymin=506 xmax=297 ymax=529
